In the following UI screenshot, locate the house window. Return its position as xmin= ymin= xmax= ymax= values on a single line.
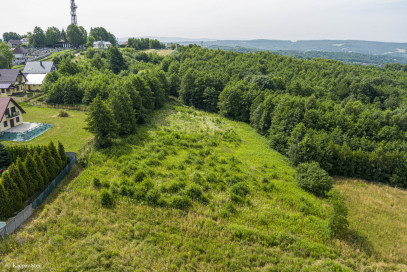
xmin=1 ymin=89 xmax=4 ymax=93
xmin=3 ymin=121 xmax=7 ymax=127
xmin=16 ymin=117 xmax=20 ymax=123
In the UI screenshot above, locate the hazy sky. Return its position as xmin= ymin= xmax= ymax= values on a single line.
xmin=1 ymin=0 xmax=406 ymax=42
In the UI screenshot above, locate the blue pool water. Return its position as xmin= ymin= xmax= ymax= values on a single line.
xmin=0 ymin=123 xmax=52 ymax=142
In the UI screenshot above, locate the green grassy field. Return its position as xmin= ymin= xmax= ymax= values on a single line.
xmin=0 ymin=103 xmax=406 ymax=271
xmin=336 ymin=178 xmax=407 ymax=264
xmin=4 ymin=103 xmax=93 ymax=153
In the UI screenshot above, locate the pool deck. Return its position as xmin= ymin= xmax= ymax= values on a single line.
xmin=4 ymin=122 xmax=41 ymax=133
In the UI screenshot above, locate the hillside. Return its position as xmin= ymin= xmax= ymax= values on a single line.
xmin=0 ymin=102 xmax=406 ymax=271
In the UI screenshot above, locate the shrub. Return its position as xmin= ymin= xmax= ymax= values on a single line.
xmin=296 ymin=161 xmax=333 ymax=197
xmin=134 ymin=170 xmax=147 ymax=183
xmin=146 ymin=189 xmax=160 ymax=206
xmin=230 ymin=193 xmax=245 ymax=204
xmin=93 ymin=177 xmax=101 ymax=188
xmin=170 ymin=195 xmax=191 ymax=210
xmin=185 ymin=184 xmax=208 ymax=204
xmin=58 ymin=110 xmax=70 ymax=117
xmin=230 ymin=182 xmax=250 ymax=198
xmin=327 ymin=190 xmax=349 ymax=237
xmin=100 ymin=189 xmax=115 ymax=207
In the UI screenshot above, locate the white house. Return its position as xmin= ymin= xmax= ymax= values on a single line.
xmin=0 ymin=97 xmax=25 ymax=132
xmin=93 ymin=41 xmax=112 ymax=50
xmin=23 ymin=61 xmax=56 ymax=92
xmin=7 ymin=40 xmax=22 ymax=48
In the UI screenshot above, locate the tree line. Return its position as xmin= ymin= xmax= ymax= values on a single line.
xmin=127 ymin=38 xmax=165 ymax=50
xmin=0 ymin=142 xmax=68 ymax=219
xmin=170 ymin=46 xmax=407 ymax=187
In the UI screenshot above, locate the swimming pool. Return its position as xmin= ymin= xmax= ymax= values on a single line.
xmin=0 ymin=123 xmax=53 ymax=142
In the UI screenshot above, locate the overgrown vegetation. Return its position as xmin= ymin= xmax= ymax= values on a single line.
xmin=3 ymin=104 xmax=402 ymax=271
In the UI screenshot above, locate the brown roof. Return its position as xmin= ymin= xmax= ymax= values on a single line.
xmin=8 ymin=40 xmax=22 ymax=46
xmin=0 ymin=97 xmax=26 ymax=121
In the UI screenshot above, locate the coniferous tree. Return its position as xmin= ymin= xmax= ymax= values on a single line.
xmin=40 ymin=147 xmax=58 ymax=180
xmin=0 ymin=142 xmax=8 ymax=169
xmin=24 ymin=154 xmax=42 ymax=192
xmin=58 ymin=142 xmax=68 ymax=166
xmin=48 ymin=141 xmax=63 ymax=171
xmin=2 ymin=172 xmax=22 ymax=212
xmin=16 ymin=157 xmax=35 ymax=197
xmin=8 ymin=164 xmax=28 ymax=200
xmin=85 ymin=96 xmax=118 ymax=147
xmin=109 ymin=88 xmax=137 ymax=135
xmin=107 ymin=46 xmax=125 ymax=74
xmin=0 ymin=183 xmax=11 ymax=218
xmin=34 ymin=151 xmax=48 ymax=189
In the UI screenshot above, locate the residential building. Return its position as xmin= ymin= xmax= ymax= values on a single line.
xmin=13 ymin=47 xmax=28 ymax=65
xmin=23 ymin=61 xmax=56 ymax=75
xmin=0 ymin=69 xmax=27 ymax=97
xmin=93 ymin=41 xmax=112 ymax=50
xmin=7 ymin=40 xmax=22 ymax=48
xmin=20 ymin=38 xmax=29 ymax=46
xmin=23 ymin=61 xmax=56 ymax=92
xmin=0 ymin=97 xmax=25 ymax=132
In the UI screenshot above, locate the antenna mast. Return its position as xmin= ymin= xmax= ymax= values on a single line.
xmin=71 ymin=0 xmax=78 ymax=25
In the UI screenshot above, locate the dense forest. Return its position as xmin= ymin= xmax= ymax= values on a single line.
xmin=42 ymin=45 xmax=407 ymax=187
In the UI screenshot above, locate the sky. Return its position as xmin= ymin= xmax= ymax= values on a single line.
xmin=1 ymin=0 xmax=406 ymax=42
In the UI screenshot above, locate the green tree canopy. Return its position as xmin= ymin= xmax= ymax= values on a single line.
xmin=0 ymin=42 xmax=13 ymax=69
xmin=89 ymin=27 xmax=117 ymax=45
xmin=107 ymin=46 xmax=125 ymax=74
xmin=45 ymin=27 xmax=61 ymax=47
xmin=86 ymin=96 xmax=118 ymax=147
xmin=66 ymin=24 xmax=87 ymax=47
xmin=30 ymin=26 xmax=46 ymax=47
xmin=2 ymin=32 xmax=21 ymax=42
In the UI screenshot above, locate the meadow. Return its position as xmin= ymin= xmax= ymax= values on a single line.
xmin=1 ymin=102 xmax=406 ymax=271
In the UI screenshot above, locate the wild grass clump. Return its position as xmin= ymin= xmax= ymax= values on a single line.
xmin=100 ymin=189 xmax=115 ymax=208
xmin=170 ymin=195 xmax=191 ymax=210
xmin=134 ymin=170 xmax=147 ymax=183
xmin=58 ymin=110 xmax=70 ymax=117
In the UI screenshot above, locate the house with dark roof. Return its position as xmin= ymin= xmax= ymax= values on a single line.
xmin=7 ymin=40 xmax=23 ymax=48
xmin=13 ymin=47 xmax=28 ymax=65
xmin=23 ymin=61 xmax=56 ymax=75
xmin=23 ymin=61 xmax=56 ymax=92
xmin=0 ymin=69 xmax=27 ymax=97
xmin=0 ymin=97 xmax=25 ymax=132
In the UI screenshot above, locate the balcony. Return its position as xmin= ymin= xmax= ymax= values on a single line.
xmin=6 ymin=111 xmax=20 ymax=119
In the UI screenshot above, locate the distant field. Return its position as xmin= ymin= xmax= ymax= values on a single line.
xmin=143 ymin=49 xmax=174 ymax=56
xmin=335 ymin=178 xmax=407 ymax=263
xmin=4 ymin=103 xmax=93 ymax=154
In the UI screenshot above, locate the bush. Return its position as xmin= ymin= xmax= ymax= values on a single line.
xmin=170 ymin=195 xmax=191 ymax=210
xmin=185 ymin=184 xmax=208 ymax=204
xmin=93 ymin=178 xmax=101 ymax=188
xmin=327 ymin=190 xmax=349 ymax=237
xmin=230 ymin=182 xmax=250 ymax=197
xmin=146 ymin=189 xmax=160 ymax=206
xmin=58 ymin=110 xmax=70 ymax=117
xmin=296 ymin=161 xmax=333 ymax=197
xmin=100 ymin=189 xmax=115 ymax=207
xmin=134 ymin=170 xmax=147 ymax=183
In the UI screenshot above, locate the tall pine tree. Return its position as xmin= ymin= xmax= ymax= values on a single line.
xmin=16 ymin=157 xmax=35 ymax=197
xmin=34 ymin=151 xmax=48 ymax=189
xmin=48 ymin=141 xmax=63 ymax=172
xmin=2 ymin=172 xmax=22 ymax=213
xmin=40 ymin=147 xmax=58 ymax=180
xmin=0 ymin=183 xmax=11 ymax=219
xmin=58 ymin=142 xmax=68 ymax=166
xmin=24 ymin=154 xmax=42 ymax=192
xmin=8 ymin=164 xmax=28 ymax=200
xmin=109 ymin=88 xmax=137 ymax=136
xmin=0 ymin=142 xmax=8 ymax=169
xmin=85 ymin=96 xmax=118 ymax=147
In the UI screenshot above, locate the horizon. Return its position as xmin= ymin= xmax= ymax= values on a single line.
xmin=1 ymin=0 xmax=406 ymax=43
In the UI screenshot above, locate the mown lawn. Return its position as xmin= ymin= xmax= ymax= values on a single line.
xmin=4 ymin=103 xmax=93 ymax=153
